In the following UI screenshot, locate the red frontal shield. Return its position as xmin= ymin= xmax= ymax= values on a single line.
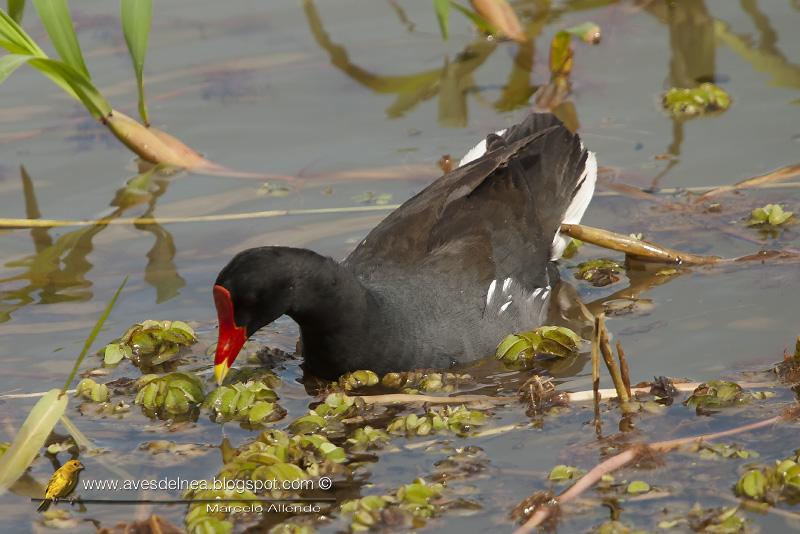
xmin=213 ymin=285 xmax=247 ymax=374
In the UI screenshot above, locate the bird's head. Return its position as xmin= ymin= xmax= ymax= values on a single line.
xmin=64 ymin=459 xmax=84 ymax=473
xmin=212 ymin=248 xmax=299 ymax=385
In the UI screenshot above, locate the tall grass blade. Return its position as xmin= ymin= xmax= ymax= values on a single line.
xmin=0 ymin=8 xmax=46 ymax=55
xmin=27 ymin=56 xmax=110 ymax=117
xmin=7 ymin=0 xmax=25 ymax=23
xmin=0 ymin=10 xmax=82 ymax=100
xmin=62 ymin=276 xmax=127 ymax=393
xmin=121 ymin=0 xmax=151 ymax=125
xmin=0 ymin=389 xmax=68 ymax=494
xmin=433 ymin=0 xmax=449 ymax=39
xmin=32 ymin=0 xmax=89 ymax=78
xmin=0 ymin=52 xmax=27 ymax=82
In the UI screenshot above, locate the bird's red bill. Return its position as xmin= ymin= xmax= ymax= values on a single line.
xmin=213 ymin=285 xmax=246 ymax=381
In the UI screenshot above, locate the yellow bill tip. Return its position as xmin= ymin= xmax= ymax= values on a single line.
xmin=214 ymin=362 xmax=230 ymax=385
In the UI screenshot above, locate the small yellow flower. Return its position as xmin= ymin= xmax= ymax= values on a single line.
xmin=37 ymin=459 xmax=84 ymax=512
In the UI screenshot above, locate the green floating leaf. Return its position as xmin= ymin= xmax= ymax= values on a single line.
xmin=746 ymin=204 xmax=793 ymax=227
xmin=75 ymin=377 xmax=110 ymax=403
xmin=0 ymin=389 xmax=68 ymax=493
xmin=736 ymin=469 xmax=767 ymax=500
xmin=496 ymin=326 xmax=581 ymax=367
xmin=548 ymin=464 xmax=583 ymax=481
xmin=121 ymin=0 xmax=152 ymax=125
xmin=662 ymin=83 xmax=731 ymax=118
xmin=626 ymin=480 xmax=651 ymax=494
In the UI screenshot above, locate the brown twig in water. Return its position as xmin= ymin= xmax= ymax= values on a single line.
xmin=616 ymin=341 xmax=632 ymax=399
xmin=598 ymin=318 xmax=629 ymax=403
xmin=591 ymin=316 xmax=602 ymax=436
xmin=561 ymin=223 xmax=720 ymax=265
xmin=513 ymin=411 xmax=796 ymax=534
xmin=696 ymin=163 xmax=800 ymax=202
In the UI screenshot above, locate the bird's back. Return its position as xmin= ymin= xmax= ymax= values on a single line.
xmin=340 ymin=113 xmax=596 ymax=371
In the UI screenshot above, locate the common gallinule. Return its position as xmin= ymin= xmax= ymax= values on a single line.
xmin=212 ymin=112 xmax=597 ymax=383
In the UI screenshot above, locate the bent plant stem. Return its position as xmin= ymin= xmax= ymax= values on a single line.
xmin=514 ymin=411 xmax=796 ymax=534
xmin=560 ymin=223 xmax=720 ymax=265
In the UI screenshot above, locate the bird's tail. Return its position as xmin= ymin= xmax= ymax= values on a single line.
xmin=37 ymin=498 xmax=51 ymax=512
xmin=460 ymin=112 xmax=597 ymax=260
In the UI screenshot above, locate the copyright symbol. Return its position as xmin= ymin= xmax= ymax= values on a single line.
xmin=318 ymin=476 xmax=332 ymax=490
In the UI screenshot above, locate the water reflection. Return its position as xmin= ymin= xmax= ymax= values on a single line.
xmin=0 ymin=166 xmax=184 ymax=322
xmin=303 ymin=0 xmax=498 ymax=126
xmin=303 ymin=0 xmax=609 ymax=129
xmin=646 ymin=0 xmax=800 ymax=187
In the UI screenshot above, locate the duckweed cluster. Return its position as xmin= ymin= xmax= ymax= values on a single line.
xmin=204 ymin=380 xmax=285 ymax=425
xmin=386 ymin=405 xmax=488 ymax=437
xmin=134 ymin=372 xmax=204 ymax=418
xmin=102 ymin=320 xmax=196 ymax=368
xmin=496 ymin=325 xmax=581 ymax=367
xmin=734 ymin=449 xmax=800 ymax=504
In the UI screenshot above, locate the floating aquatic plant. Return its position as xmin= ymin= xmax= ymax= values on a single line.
xmin=74 ymin=378 xmax=110 ymax=403
xmin=575 ymin=258 xmax=623 ymax=287
xmin=204 ymin=380 xmax=285 ymax=425
xmin=102 ymin=320 xmax=196 ymax=368
xmin=734 ymin=449 xmax=800 ymax=504
xmin=346 ymin=426 xmax=391 ymax=452
xmin=746 ymin=204 xmax=793 ymax=227
xmin=386 ymin=405 xmax=487 ymax=437
xmin=662 ymin=83 xmax=731 ymax=118
xmin=548 ymin=464 xmax=584 ymax=482
xmin=134 ymin=372 xmax=205 ymax=418
xmin=289 ymin=392 xmax=367 ymax=435
xmin=496 ymin=326 xmax=581 ymax=367
xmin=183 ymin=429 xmax=348 ymax=529
xmin=691 ymin=442 xmax=758 ymax=461
xmin=341 ymin=479 xmax=444 ymax=531
xmin=684 ymin=380 xmax=767 ymax=413
xmin=338 ymin=370 xmax=380 ymax=391
xmin=380 ymin=370 xmax=473 ymax=393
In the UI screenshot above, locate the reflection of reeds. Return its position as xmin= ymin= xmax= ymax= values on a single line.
xmin=0 ymin=166 xmax=182 ymax=322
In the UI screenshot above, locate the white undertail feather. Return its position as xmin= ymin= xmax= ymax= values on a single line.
xmin=459 ymin=130 xmax=597 ymax=262
xmin=458 ymin=129 xmax=507 ymax=167
xmin=551 ymin=148 xmax=597 ymax=260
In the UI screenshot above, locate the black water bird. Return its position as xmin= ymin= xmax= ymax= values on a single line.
xmin=212 ymin=112 xmax=597 ymax=382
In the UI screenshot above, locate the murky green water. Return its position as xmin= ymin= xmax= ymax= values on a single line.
xmin=1 ymin=0 xmax=799 ymax=532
